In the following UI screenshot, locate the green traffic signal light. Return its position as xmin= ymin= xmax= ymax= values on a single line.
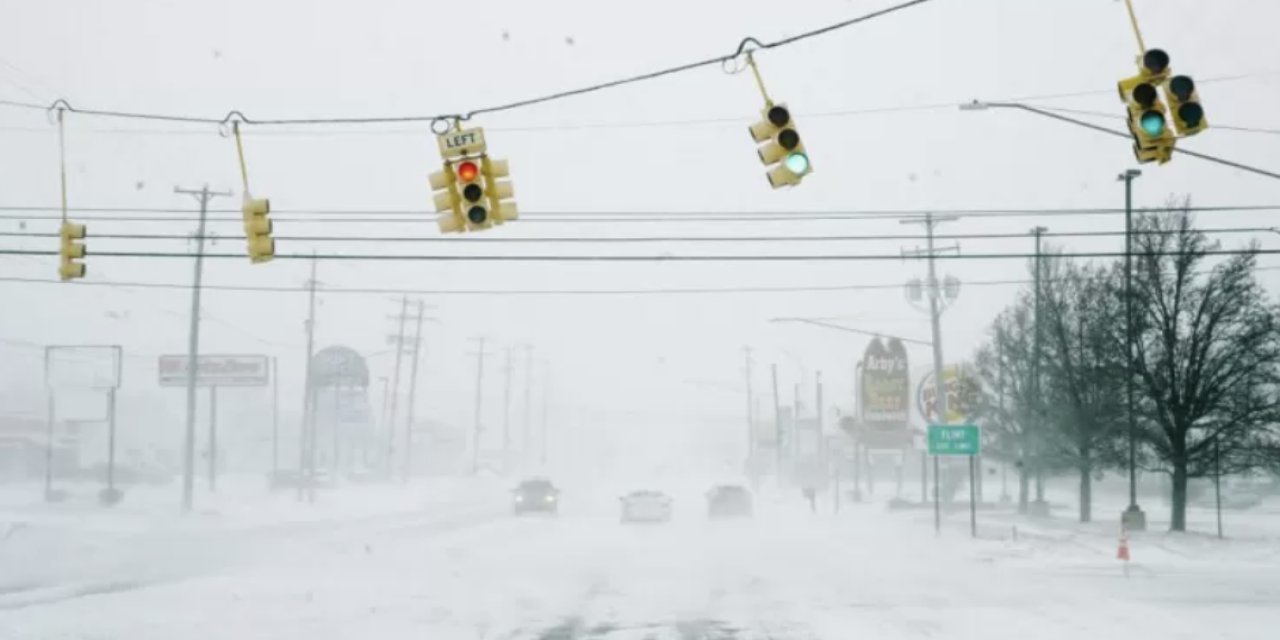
xmin=784 ymin=152 xmax=810 ymax=174
xmin=1139 ymin=111 xmax=1166 ymax=136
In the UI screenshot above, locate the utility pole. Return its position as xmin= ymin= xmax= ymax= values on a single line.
xmin=743 ymin=347 xmax=755 ymax=462
xmin=503 ymin=347 xmax=514 ymax=454
xmin=1031 ymin=226 xmax=1048 ymax=512
xmin=1118 ymin=168 xmax=1147 ymax=532
xmin=771 ymin=363 xmax=782 ymax=486
xmin=174 ymin=184 xmax=231 ymax=513
xmin=298 ymin=253 xmax=318 ymax=503
xmin=385 ymin=296 xmax=409 ymax=478
xmin=208 ymin=386 xmax=218 ymax=491
xmin=271 ymin=356 xmax=279 ymax=487
xmin=901 ymin=212 xmax=961 ymax=535
xmin=403 ymin=300 xmax=426 ymax=482
xmin=470 ymin=337 xmax=488 ymax=474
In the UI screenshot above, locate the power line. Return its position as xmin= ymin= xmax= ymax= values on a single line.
xmin=1 ymin=205 xmax=1278 ymax=225
xmin=0 ymin=0 xmax=937 ymax=127
xmin=5 ymin=70 xmax=1278 ymax=137
xmin=6 ymin=265 xmax=1280 ymax=297
xmin=1 ymin=226 xmax=1276 ymax=244
xmin=2 ymin=248 xmax=1276 ymax=262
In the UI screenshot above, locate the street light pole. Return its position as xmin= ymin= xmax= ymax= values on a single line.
xmin=1119 ymin=168 xmax=1147 ymax=532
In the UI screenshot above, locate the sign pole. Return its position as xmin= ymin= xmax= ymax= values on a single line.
xmin=969 ymin=456 xmax=977 ymax=537
xmin=106 ymin=386 xmax=118 ymax=496
xmin=208 ymin=385 xmax=218 ymax=492
xmin=44 ymin=387 xmax=55 ymax=501
xmin=271 ymin=356 xmax=279 ymax=487
xmin=933 ymin=455 xmax=940 ymax=534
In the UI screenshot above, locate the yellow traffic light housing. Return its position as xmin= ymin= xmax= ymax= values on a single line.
xmin=481 ymin=156 xmax=517 ymax=226
xmin=750 ymin=104 xmax=811 ymax=188
xmin=241 ymin=197 xmax=274 ymax=263
xmin=432 ymin=155 xmax=517 ymax=233
xmin=1165 ymin=75 xmax=1207 ymax=137
xmin=429 ymin=161 xmax=464 ymax=233
xmin=58 ymin=221 xmax=86 ymax=281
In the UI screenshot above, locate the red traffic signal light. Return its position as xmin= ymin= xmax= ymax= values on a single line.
xmin=457 ymin=161 xmax=479 ymax=183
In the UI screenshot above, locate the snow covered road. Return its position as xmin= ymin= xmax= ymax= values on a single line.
xmin=2 ymin=490 xmax=1278 ymax=639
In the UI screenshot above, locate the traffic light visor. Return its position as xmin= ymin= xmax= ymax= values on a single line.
xmin=1169 ymin=76 xmax=1195 ymax=102
xmin=767 ymin=106 xmax=791 ymax=127
xmin=1178 ymin=103 xmax=1204 ymax=128
xmin=1131 ymin=83 xmax=1157 ymax=108
xmin=1142 ymin=49 xmax=1169 ymax=75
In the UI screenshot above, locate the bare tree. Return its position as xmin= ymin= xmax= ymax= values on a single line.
xmin=1038 ymin=256 xmax=1127 ymax=522
xmin=971 ymin=291 xmax=1045 ymax=514
xmin=1130 ymin=204 xmax=1280 ymax=531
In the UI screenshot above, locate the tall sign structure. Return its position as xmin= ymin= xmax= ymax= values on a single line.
xmin=858 ymin=337 xmax=911 ymax=447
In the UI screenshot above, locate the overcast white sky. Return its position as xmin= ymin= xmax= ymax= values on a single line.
xmin=2 ymin=0 xmax=1279 ymax=463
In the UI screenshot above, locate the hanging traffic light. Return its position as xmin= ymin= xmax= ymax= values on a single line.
xmin=241 ymin=197 xmax=274 ymax=263
xmin=58 ymin=220 xmax=86 ymax=280
xmin=749 ymin=104 xmax=811 ymax=188
xmin=1166 ymin=75 xmax=1207 ymax=137
xmin=431 ymin=125 xmax=517 ymax=233
xmin=1119 ymin=52 xmax=1174 ymax=165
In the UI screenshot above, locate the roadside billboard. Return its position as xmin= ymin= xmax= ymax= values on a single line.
xmin=916 ymin=363 xmax=980 ymax=425
xmin=158 ymin=355 xmax=270 ymax=387
xmin=860 ymin=337 xmax=910 ymax=429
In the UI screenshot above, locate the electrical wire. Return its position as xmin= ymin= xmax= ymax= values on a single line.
xmin=6 ymin=265 xmax=1280 ymax=297
xmin=1 ymin=248 xmax=1276 ymax=261
xmin=6 ymin=70 xmax=1280 ymax=137
xmin=0 ymin=0 xmax=937 ymax=127
xmin=0 ymin=226 xmax=1275 ymax=244
xmin=1 ymin=204 xmax=1278 ymax=223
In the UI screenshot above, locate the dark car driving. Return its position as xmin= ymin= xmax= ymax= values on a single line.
xmin=707 ymin=484 xmax=753 ymax=518
xmin=513 ymin=478 xmax=560 ymax=515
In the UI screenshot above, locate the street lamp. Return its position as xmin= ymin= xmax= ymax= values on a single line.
xmin=1118 ymin=168 xmax=1146 ymax=532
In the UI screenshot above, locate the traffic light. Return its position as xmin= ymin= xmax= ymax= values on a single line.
xmin=1166 ymin=75 xmax=1207 ymax=137
xmin=58 ymin=220 xmax=86 ymax=281
xmin=241 ymin=197 xmax=274 ymax=263
xmin=431 ymin=157 xmax=517 ymax=233
xmin=1119 ymin=75 xmax=1173 ymax=164
xmin=1118 ymin=49 xmax=1179 ymax=164
xmin=749 ymin=103 xmax=811 ymax=188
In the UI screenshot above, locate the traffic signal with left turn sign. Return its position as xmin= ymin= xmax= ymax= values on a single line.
xmin=431 ymin=156 xmax=517 ymax=233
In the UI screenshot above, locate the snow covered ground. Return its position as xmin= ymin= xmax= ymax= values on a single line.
xmin=2 ymin=477 xmax=1278 ymax=639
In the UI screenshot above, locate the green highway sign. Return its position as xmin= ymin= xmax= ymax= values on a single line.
xmin=927 ymin=424 xmax=981 ymax=456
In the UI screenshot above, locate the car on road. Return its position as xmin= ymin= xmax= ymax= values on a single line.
xmin=706 ymin=484 xmax=753 ymax=518
xmin=619 ymin=490 xmax=673 ymax=523
xmin=513 ymin=478 xmax=560 ymax=515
